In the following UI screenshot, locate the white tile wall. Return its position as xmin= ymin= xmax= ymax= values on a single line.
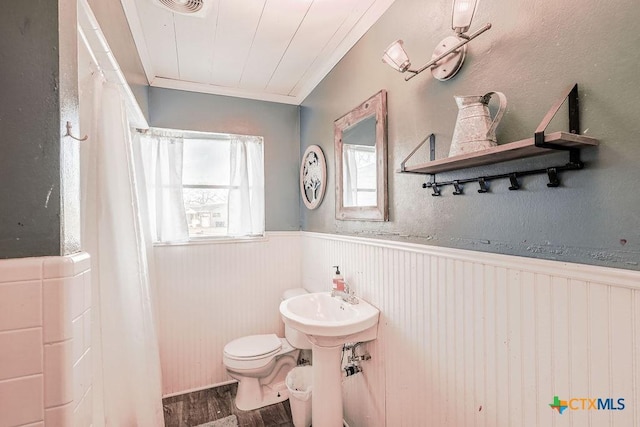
xmin=0 ymin=329 xmax=42 ymax=381
xmin=44 ymin=340 xmax=74 ymax=408
xmin=44 ymin=402 xmax=73 ymax=427
xmin=0 ymin=281 xmax=41 ymax=331
xmin=0 ymin=253 xmax=91 ymax=427
xmin=43 ymin=278 xmax=74 ymax=343
xmin=0 ymin=375 xmax=43 ymax=427
xmin=0 ymin=258 xmax=43 ymax=283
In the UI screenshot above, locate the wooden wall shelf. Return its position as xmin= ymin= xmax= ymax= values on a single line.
xmin=400 ymin=131 xmax=599 ymax=174
xmin=395 ymin=84 xmax=600 ymax=196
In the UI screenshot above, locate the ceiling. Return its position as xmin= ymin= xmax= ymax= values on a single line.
xmin=120 ymin=0 xmax=395 ymax=105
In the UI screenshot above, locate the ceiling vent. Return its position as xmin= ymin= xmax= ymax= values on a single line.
xmin=153 ymin=0 xmax=211 ymax=17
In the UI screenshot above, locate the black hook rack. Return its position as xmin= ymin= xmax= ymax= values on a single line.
xmin=452 ymin=180 xmax=463 ymax=195
xmin=413 ymin=83 xmax=589 ymax=196
xmin=423 ymin=163 xmax=582 ymax=194
xmin=508 ymin=174 xmax=519 ymax=190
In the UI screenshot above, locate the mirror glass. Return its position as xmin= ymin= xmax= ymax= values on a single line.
xmin=334 ymin=90 xmax=388 ymax=221
xmin=342 ymin=116 xmax=377 ymax=207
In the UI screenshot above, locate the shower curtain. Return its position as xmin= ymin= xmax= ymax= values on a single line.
xmin=80 ymin=68 xmax=165 ymax=426
xmin=135 ymin=131 xmax=189 ymax=243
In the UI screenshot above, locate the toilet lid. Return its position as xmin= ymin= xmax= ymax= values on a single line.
xmin=224 ymin=334 xmax=282 ymax=359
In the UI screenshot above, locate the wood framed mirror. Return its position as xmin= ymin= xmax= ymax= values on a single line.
xmin=334 ymin=90 xmax=388 ymax=221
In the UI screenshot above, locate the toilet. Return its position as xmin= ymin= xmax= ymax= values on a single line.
xmin=223 ymin=288 xmax=311 ymax=411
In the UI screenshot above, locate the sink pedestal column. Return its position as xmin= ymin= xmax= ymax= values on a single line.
xmin=279 ymin=292 xmax=380 ymax=426
xmin=311 ymin=343 xmax=343 ymax=427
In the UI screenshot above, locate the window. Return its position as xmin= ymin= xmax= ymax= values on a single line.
xmin=138 ymin=129 xmax=264 ymax=242
xmin=182 ymin=138 xmax=232 ymax=238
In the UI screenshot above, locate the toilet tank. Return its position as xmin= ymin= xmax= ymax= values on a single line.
xmin=281 ymin=288 xmax=312 ymax=350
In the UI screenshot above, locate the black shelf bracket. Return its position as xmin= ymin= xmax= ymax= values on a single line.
xmin=533 ymin=83 xmax=583 ymax=168
xmin=401 ymin=133 xmax=435 ymax=172
xmin=414 ymin=83 xmax=589 ymax=196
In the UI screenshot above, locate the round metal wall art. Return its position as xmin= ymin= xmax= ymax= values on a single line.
xmin=300 ymin=145 xmax=327 ymax=210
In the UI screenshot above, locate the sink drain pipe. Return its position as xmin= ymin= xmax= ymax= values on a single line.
xmin=343 ymin=363 xmax=363 ymax=377
xmin=342 ymin=342 xmax=371 ymax=378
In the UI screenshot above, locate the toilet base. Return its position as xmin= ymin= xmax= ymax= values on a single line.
xmin=235 ymin=378 xmax=289 ymax=411
xmin=224 ymin=336 xmax=300 ymax=411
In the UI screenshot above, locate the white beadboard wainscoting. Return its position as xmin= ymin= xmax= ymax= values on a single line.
xmin=154 ymin=232 xmax=302 ymax=397
xmin=155 ymin=230 xmax=639 ymax=426
xmin=301 ymin=232 xmax=640 ymax=427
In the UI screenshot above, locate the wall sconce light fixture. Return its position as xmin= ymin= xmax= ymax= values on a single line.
xmin=382 ymin=0 xmax=491 ymax=81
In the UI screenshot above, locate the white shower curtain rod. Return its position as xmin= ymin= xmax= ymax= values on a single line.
xmin=135 ymin=126 xmax=263 ymax=142
xmin=77 ymin=0 xmax=148 ymax=130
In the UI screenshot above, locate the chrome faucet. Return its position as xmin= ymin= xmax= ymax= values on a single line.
xmin=341 ymin=283 xmax=359 ymax=305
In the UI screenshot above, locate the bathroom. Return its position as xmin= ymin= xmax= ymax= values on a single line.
xmin=1 ymin=0 xmax=639 ymax=426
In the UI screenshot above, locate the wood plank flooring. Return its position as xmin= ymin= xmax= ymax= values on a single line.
xmin=163 ymin=383 xmax=295 ymax=427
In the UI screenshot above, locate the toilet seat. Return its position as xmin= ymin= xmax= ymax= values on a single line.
xmin=224 ymin=334 xmax=282 ymax=360
xmin=223 ymin=334 xmax=289 ymax=371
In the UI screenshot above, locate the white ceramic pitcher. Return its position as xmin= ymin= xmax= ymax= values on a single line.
xmin=448 ymin=91 xmax=507 ymax=157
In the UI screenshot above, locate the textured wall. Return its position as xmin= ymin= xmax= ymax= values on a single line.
xmin=0 ymin=0 xmax=61 ymax=258
xmin=300 ymin=0 xmax=640 ymax=270
xmin=149 ymin=87 xmax=301 ymax=231
xmin=59 ymin=0 xmax=81 ymax=256
xmin=0 ymin=0 xmax=80 ymax=258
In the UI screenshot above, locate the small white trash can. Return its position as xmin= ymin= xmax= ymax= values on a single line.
xmin=286 ymin=366 xmax=313 ymax=427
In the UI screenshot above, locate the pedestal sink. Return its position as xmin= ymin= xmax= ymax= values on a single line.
xmin=279 ymin=292 xmax=380 ymax=427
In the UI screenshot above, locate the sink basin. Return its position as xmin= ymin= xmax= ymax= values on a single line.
xmin=279 ymin=292 xmax=379 ymax=347
xmin=281 ymin=291 xmax=380 ymax=426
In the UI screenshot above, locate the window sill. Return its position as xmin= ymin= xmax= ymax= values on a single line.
xmin=153 ymin=234 xmax=268 ymax=247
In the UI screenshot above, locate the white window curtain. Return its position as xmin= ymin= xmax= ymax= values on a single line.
xmin=136 ymin=132 xmax=189 ymax=243
xmin=79 ymin=72 xmax=164 ymax=425
xmin=228 ymin=136 xmax=265 ymax=236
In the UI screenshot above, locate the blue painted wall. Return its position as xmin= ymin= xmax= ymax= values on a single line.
xmin=5 ymin=0 xmax=639 ymax=269
xmin=300 ymin=0 xmax=640 ymax=270
xmin=0 ymin=1 xmax=63 ymax=258
xmin=149 ymin=88 xmax=301 ymax=232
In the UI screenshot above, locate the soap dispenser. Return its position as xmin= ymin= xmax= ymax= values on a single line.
xmin=332 ymin=266 xmax=345 ymax=294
